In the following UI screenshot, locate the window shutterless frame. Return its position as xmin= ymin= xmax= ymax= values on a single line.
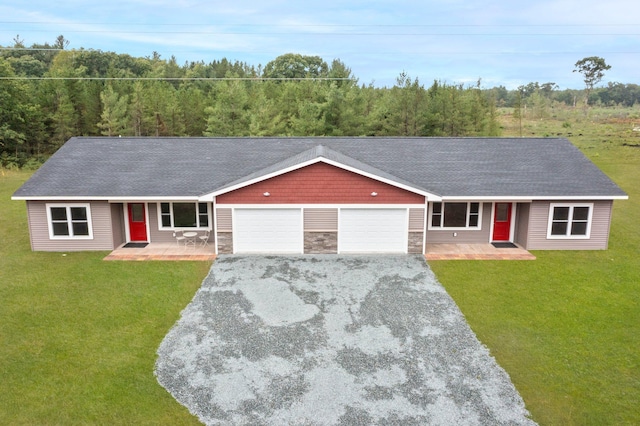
xmin=427 ymin=202 xmax=482 ymax=230
xmin=546 ymin=203 xmax=593 ymax=239
xmin=157 ymin=202 xmax=211 ymax=230
xmin=45 ymin=203 xmax=93 ymax=239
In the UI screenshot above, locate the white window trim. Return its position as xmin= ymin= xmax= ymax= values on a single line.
xmin=157 ymin=202 xmax=211 ymax=230
xmin=546 ymin=203 xmax=593 ymax=239
xmin=427 ymin=201 xmax=483 ymax=230
xmin=46 ymin=203 xmax=93 ymax=240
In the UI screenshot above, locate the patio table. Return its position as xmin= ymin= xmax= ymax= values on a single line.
xmin=183 ymin=231 xmax=198 ymax=248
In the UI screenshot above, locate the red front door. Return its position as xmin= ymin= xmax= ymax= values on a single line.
xmin=128 ymin=203 xmax=148 ymax=242
xmin=492 ymin=203 xmax=512 ymax=241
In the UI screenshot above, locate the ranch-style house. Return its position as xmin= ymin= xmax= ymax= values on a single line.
xmin=12 ymin=136 xmax=627 ymax=255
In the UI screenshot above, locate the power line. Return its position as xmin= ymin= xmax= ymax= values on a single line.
xmin=0 ymin=76 xmax=355 ymax=81
xmin=0 ymin=48 xmax=63 ymax=51
xmin=2 ymin=22 xmax=637 ymax=36
xmin=2 ymin=47 xmax=637 ymax=55
xmin=2 ymin=30 xmax=638 ymax=36
xmin=2 ymin=21 xmax=638 ymax=27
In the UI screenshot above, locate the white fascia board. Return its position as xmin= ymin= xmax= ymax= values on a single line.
xmin=215 ymin=204 xmax=427 ymax=209
xmin=11 ymin=195 xmax=200 ymax=202
xmin=12 ymin=195 xmax=103 ymax=201
xmin=441 ymin=195 xmax=628 ymax=202
xmin=205 ymin=157 xmax=323 ymax=198
xmin=203 ymin=157 xmax=440 ymax=201
xmin=533 ymin=195 xmax=629 ymax=201
xmin=106 ymin=197 xmax=201 ymax=203
xmin=441 ymin=196 xmax=533 ymax=202
xmin=320 ymin=158 xmax=438 ymax=199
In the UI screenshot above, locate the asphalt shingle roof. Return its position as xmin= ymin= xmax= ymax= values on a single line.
xmin=12 ymin=136 xmax=627 ymax=199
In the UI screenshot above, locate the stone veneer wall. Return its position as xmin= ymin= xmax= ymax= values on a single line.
xmin=217 ymin=231 xmax=421 ymax=254
xmin=408 ymin=232 xmax=424 ymax=254
xmin=217 ymin=232 xmax=233 ymax=254
xmin=304 ymin=232 xmax=338 ymax=254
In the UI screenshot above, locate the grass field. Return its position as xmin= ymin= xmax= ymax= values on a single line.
xmin=1 ymin=108 xmax=639 ymax=425
xmin=0 ymin=170 xmax=206 ymax=425
xmin=431 ymin=107 xmax=640 ymax=425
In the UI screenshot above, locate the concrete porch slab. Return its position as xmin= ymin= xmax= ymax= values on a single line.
xmin=425 ymin=243 xmax=536 ymax=260
xmin=104 ymin=242 xmax=216 ymax=261
xmin=104 ymin=242 xmax=534 ymax=261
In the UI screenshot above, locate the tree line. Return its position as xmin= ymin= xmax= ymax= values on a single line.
xmin=0 ymin=38 xmax=634 ymax=168
xmin=488 ymin=81 xmax=640 ymax=110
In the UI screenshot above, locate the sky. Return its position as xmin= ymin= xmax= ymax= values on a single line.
xmin=1 ymin=0 xmax=638 ymax=89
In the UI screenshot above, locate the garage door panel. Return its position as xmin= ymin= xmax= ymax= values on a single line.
xmin=339 ymin=209 xmax=408 ymax=253
xmin=234 ymin=209 xmax=302 ymax=253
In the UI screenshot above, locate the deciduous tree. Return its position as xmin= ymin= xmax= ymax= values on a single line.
xmin=263 ymin=53 xmax=328 ymax=80
xmin=573 ymin=56 xmax=611 ymax=106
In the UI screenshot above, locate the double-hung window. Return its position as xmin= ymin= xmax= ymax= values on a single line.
xmin=46 ymin=203 xmax=93 ymax=239
xmin=429 ymin=202 xmax=481 ymax=229
xmin=159 ymin=202 xmax=210 ymax=229
xmin=547 ymin=203 xmax=593 ymax=238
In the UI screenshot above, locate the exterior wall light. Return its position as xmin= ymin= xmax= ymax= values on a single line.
xmin=371 ymin=192 xmax=378 ymax=197
xmin=263 ymin=192 xmax=270 ymax=197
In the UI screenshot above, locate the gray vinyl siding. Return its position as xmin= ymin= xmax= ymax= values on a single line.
xmin=408 ymin=208 xmax=425 ymax=231
xmin=524 ymin=200 xmax=613 ymax=250
xmin=216 ymin=208 xmax=232 ymax=232
xmin=513 ymin=203 xmax=530 ymax=248
xmin=304 ymin=208 xmax=338 ymax=231
xmin=216 ymin=208 xmax=232 ymax=254
xmin=25 ymin=201 xmax=35 ymax=251
xmin=148 ymin=203 xmax=177 ymax=243
xmin=27 ymin=200 xmax=115 ymax=251
xmin=425 ymin=203 xmax=492 ymax=244
xmin=110 ymin=203 xmax=126 ymax=248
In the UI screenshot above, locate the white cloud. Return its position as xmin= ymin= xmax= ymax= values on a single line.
xmin=2 ymin=0 xmax=635 ymax=88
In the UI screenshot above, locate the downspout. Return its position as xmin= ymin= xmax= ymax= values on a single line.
xmin=212 ymin=195 xmax=218 ymax=255
xmin=423 ymin=198 xmax=428 ymax=255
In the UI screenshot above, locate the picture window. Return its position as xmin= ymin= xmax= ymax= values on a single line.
xmin=429 ymin=202 xmax=481 ymax=229
xmin=159 ymin=202 xmax=210 ymax=229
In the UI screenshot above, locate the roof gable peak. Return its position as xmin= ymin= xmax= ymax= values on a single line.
xmin=205 ymin=144 xmax=437 ymax=200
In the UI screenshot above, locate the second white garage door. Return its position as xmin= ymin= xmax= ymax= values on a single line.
xmin=234 ymin=208 xmax=303 ymax=253
xmin=338 ymin=208 xmax=408 ymax=253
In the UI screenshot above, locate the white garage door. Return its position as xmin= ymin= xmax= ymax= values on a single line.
xmin=234 ymin=209 xmax=303 ymax=253
xmin=339 ymin=208 xmax=408 ymax=253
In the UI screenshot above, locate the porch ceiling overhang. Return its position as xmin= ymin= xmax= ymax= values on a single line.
xmin=11 ymin=195 xmax=202 ymax=202
xmin=12 ymin=193 xmax=627 ymax=203
xmin=200 ymin=145 xmax=442 ymax=202
xmin=12 ymin=194 xmax=627 ymax=203
xmin=441 ymin=194 xmax=629 ymax=201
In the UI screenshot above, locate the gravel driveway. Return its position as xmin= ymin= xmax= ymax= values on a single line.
xmin=155 ymin=255 xmax=536 ymax=425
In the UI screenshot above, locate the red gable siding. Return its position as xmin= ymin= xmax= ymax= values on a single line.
xmin=216 ymin=162 xmax=425 ymax=204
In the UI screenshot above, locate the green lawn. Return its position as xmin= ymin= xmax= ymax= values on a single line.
xmin=0 ymin=170 xmax=206 ymax=425
xmin=1 ymin=114 xmax=639 ymax=424
xmin=430 ymin=111 xmax=640 ymax=424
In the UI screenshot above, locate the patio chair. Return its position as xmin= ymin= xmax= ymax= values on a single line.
xmin=173 ymin=230 xmax=186 ymax=247
xmin=199 ymin=230 xmax=210 ymax=246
